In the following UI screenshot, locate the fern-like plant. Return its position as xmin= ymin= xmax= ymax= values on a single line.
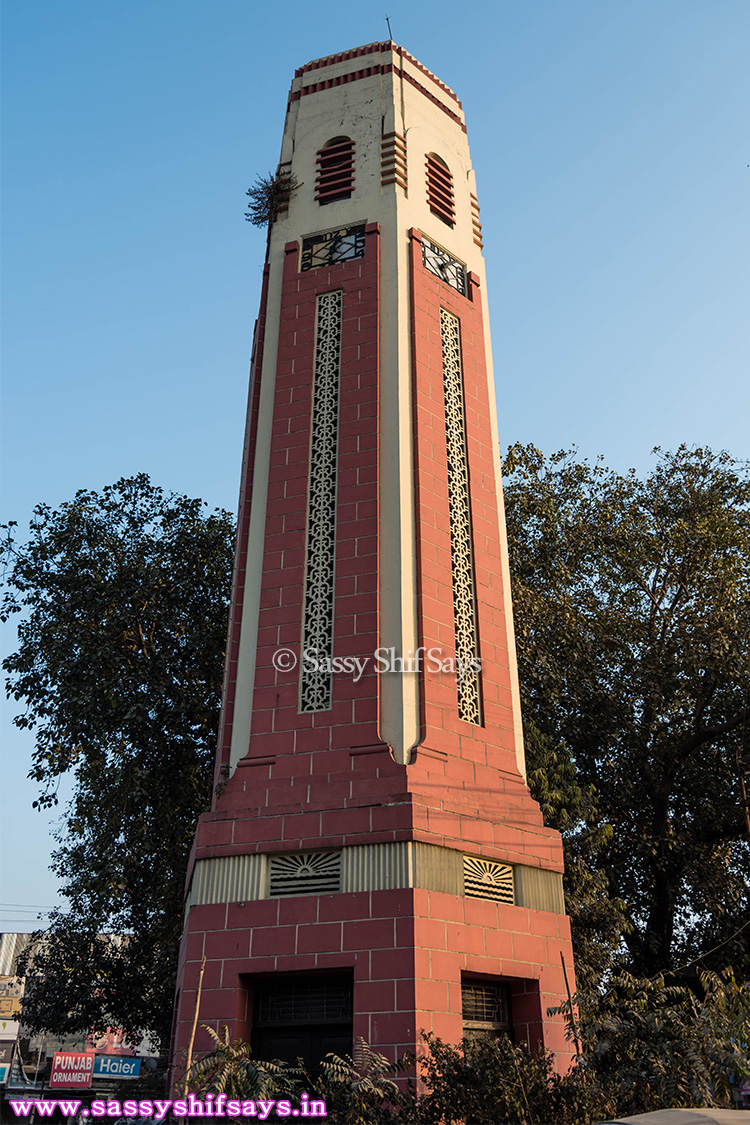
xmin=186 ymin=1025 xmax=304 ymax=1101
xmin=312 ymin=1037 xmax=415 ymax=1125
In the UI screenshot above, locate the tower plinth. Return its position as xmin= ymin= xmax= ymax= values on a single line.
xmin=171 ymin=42 xmax=576 ymax=1077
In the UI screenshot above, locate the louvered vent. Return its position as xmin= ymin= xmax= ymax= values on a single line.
xmin=381 ymin=131 xmax=407 ymax=191
xmin=426 ymin=153 xmax=455 ymax=226
xmin=464 ymin=856 xmax=514 ymax=903
xmin=269 ymin=851 xmax=341 ymax=897
xmin=470 ymin=192 xmax=483 ymax=248
xmin=316 ymin=137 xmax=355 ymax=204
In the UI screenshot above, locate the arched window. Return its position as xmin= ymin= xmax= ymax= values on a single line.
xmin=426 ymin=153 xmax=455 ymax=226
xmin=316 ymin=136 xmax=355 ymax=204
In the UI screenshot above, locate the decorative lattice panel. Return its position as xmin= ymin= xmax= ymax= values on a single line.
xmin=299 ymin=290 xmax=342 ymax=713
xmin=269 ymin=852 xmax=342 ymax=897
xmin=463 ymin=856 xmax=514 ymax=903
xmin=440 ymin=308 xmax=482 ymax=724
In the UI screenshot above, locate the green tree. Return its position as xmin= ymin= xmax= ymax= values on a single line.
xmin=503 ymin=444 xmax=750 ymax=982
xmin=566 ymin=968 xmax=750 ymax=1116
xmin=2 ymin=475 xmax=234 ymax=1048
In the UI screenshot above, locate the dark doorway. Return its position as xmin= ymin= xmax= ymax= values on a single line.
xmin=250 ymin=973 xmax=353 ymax=1070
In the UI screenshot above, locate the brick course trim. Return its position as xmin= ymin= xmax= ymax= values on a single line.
xmin=294 ymin=41 xmax=462 ymax=107
xmin=289 ymin=62 xmax=467 ymax=134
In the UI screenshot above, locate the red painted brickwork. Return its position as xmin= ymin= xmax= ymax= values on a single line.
xmin=171 ymin=216 xmax=577 ymax=1087
xmin=183 ymin=223 xmax=565 ymax=876
xmin=404 ymin=227 xmax=561 ymax=861
xmin=194 ymin=225 xmax=411 ymax=860
xmin=294 ymin=41 xmax=463 ymax=108
xmin=172 ymin=887 xmax=575 ymax=1078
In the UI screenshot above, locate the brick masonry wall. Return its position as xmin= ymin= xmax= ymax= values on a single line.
xmin=174 ymin=887 xmax=575 ymax=1068
xmin=171 ymin=220 xmax=577 ymax=1084
xmin=193 ymin=227 xmax=564 ymax=875
xmin=405 ymin=228 xmax=563 ymax=866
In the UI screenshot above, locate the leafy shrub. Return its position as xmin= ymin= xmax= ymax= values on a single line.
xmin=415 ymin=1033 xmax=593 ymax=1125
xmin=568 ymin=968 xmax=750 ymax=1117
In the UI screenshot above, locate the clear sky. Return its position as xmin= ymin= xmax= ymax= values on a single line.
xmin=2 ymin=0 xmax=749 ymax=930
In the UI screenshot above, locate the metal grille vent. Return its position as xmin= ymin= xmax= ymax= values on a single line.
xmin=256 ymin=977 xmax=353 ymax=1025
xmin=269 ymin=852 xmax=341 ymax=897
xmin=464 ymin=856 xmax=514 ymax=903
xmin=462 ymin=981 xmax=511 ymax=1026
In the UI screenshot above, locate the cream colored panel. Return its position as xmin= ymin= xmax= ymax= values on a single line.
xmin=341 ymin=841 xmax=411 ymax=891
xmin=413 ymin=842 xmax=462 ymax=895
xmin=185 ymin=843 xmax=562 ymax=912
xmin=187 ymin=853 xmax=266 ymax=908
xmin=514 ymin=865 xmax=566 ymax=915
xmin=340 ymin=840 xmax=460 ymax=893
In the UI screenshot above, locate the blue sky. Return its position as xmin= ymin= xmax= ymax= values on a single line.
xmin=2 ymin=0 xmax=749 ymax=929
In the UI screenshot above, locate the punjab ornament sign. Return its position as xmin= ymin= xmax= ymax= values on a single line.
xmin=49 ymin=1052 xmax=95 ymax=1089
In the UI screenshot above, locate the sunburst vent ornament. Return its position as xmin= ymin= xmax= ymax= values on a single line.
xmin=463 ymin=856 xmax=514 ymax=903
xmin=269 ymin=851 xmax=342 ymax=897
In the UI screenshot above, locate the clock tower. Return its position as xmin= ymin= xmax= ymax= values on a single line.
xmin=171 ymin=42 xmax=576 ymax=1078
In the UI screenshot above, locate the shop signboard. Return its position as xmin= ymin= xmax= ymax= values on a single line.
xmin=92 ymin=1055 xmax=141 ymax=1079
xmin=0 ymin=978 xmax=24 ymax=1000
xmin=87 ymin=1027 xmax=132 ymax=1055
xmin=0 ymin=1041 xmax=15 ymax=1085
xmin=49 ymin=1052 xmax=95 ymax=1089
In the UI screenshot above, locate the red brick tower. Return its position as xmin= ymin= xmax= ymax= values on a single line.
xmin=171 ymin=42 xmax=576 ymax=1076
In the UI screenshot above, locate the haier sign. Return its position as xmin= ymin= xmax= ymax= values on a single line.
xmin=92 ymin=1055 xmax=141 ymax=1079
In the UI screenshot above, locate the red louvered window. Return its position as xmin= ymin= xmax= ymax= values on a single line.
xmin=426 ymin=153 xmax=455 ymax=226
xmin=316 ymin=137 xmax=355 ymax=204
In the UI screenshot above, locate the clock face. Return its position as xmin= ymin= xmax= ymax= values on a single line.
xmin=301 ymin=225 xmax=366 ymax=271
xmin=422 ymin=238 xmax=466 ymax=295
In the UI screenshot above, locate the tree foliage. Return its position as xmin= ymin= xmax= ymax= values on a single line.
xmin=2 ymin=475 xmax=234 ymax=1048
xmin=503 ymin=444 xmax=750 ymax=982
xmin=244 ymin=169 xmax=300 ymax=228
xmin=566 ymin=968 xmax=750 ymax=1118
xmin=187 ymin=1033 xmax=412 ymax=1124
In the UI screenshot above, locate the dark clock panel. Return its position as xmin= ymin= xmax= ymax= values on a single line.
xmin=301 ymin=225 xmax=367 ymax=271
xmin=422 ymin=237 xmax=467 ymax=295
